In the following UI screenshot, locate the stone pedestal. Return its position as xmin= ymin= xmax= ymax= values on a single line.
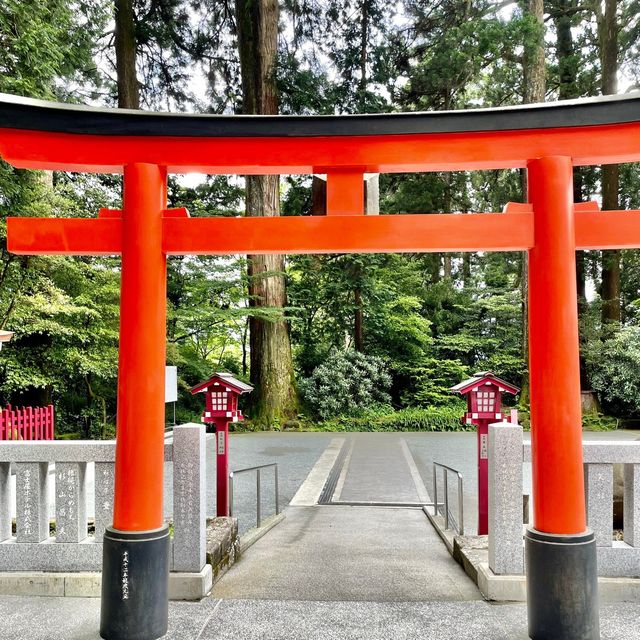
xmin=172 ymin=424 xmax=206 ymax=572
xmin=488 ymin=422 xmax=524 ymax=574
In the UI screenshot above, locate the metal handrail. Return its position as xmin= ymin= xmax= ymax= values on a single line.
xmin=229 ymin=462 xmax=279 ymax=528
xmin=432 ymin=461 xmax=464 ymax=536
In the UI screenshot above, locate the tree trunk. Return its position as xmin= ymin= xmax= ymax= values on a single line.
xmin=598 ymin=0 xmax=621 ymax=324
xmin=236 ymin=0 xmax=298 ymax=425
xmin=462 ymin=253 xmax=471 ymax=288
xmin=520 ymin=0 xmax=545 ymax=402
xmin=354 ymin=285 xmax=363 ymax=351
xmin=522 ymin=0 xmax=545 ymax=106
xmin=551 ymin=0 xmax=595 ymax=389
xmin=115 ymin=0 xmax=139 ymax=109
xmin=359 ymin=0 xmax=369 ymax=110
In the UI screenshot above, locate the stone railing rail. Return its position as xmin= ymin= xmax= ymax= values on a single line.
xmin=489 ymin=422 xmax=640 ymax=578
xmin=0 ymin=424 xmax=206 ymax=576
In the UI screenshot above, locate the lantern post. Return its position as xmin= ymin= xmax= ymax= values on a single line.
xmin=451 ymin=372 xmax=518 ymax=535
xmin=191 ymin=373 xmax=253 ymax=516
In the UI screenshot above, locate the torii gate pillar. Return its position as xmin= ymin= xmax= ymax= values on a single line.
xmin=100 ymin=164 xmax=170 ymax=640
xmin=526 ymin=156 xmax=599 ymax=639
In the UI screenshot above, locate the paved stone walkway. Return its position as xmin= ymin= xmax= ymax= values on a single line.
xmin=336 ymin=434 xmax=429 ymax=504
xmin=3 ymin=590 xmax=640 ymax=639
xmin=3 ymin=432 xmax=640 ymax=639
xmin=213 ymin=434 xmax=474 ymax=602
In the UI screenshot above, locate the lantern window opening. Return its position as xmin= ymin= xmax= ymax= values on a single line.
xmin=211 ymin=391 xmax=228 ymax=410
xmin=476 ymin=391 xmax=496 ymax=411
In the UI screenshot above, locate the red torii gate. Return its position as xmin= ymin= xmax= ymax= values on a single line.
xmin=3 ymin=92 xmax=640 ymax=640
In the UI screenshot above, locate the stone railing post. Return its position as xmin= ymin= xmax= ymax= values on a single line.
xmin=16 ymin=462 xmax=50 ymax=542
xmin=488 ymin=421 xmax=524 ymax=575
xmin=94 ymin=462 xmax=115 ymax=542
xmin=55 ymin=462 xmax=88 ymax=542
xmin=584 ymin=463 xmax=613 ymax=547
xmin=624 ymin=464 xmax=640 ymax=547
xmin=0 ymin=462 xmax=10 ymax=542
xmin=172 ymin=423 xmax=206 ymax=572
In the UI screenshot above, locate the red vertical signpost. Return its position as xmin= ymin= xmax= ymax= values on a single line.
xmin=451 ymin=373 xmax=519 ymax=535
xmin=191 ymin=373 xmax=253 ymax=517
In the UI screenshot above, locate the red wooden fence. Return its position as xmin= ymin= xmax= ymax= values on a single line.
xmin=0 ymin=405 xmax=54 ymax=440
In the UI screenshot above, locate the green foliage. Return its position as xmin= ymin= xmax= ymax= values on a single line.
xmin=585 ymin=327 xmax=640 ymax=416
xmin=318 ymin=406 xmax=470 ymax=432
xmin=400 ymin=359 xmax=470 ymax=408
xmin=581 ymin=413 xmax=618 ymax=432
xmin=0 ymin=0 xmax=105 ymax=100
xmin=2 ymin=0 xmax=637 ymax=437
xmin=300 ymin=350 xmax=392 ymax=419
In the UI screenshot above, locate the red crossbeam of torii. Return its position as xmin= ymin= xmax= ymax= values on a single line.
xmin=2 ymin=91 xmax=640 ymax=639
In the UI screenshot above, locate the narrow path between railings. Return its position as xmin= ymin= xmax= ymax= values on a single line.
xmin=212 ymin=433 xmax=478 ymax=602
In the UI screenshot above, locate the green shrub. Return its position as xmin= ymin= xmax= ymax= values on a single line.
xmin=300 ymin=349 xmax=392 ymax=419
xmin=585 ymin=326 xmax=640 ymax=416
xmin=319 ymin=406 xmax=470 ymax=432
xmin=582 ymin=412 xmax=618 ymax=431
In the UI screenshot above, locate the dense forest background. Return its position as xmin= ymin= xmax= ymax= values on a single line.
xmin=1 ymin=0 xmax=640 ymax=437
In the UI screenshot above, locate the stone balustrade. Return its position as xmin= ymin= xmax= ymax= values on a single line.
xmin=489 ymin=422 xmax=640 ymax=578
xmin=0 ymin=424 xmax=206 ymax=577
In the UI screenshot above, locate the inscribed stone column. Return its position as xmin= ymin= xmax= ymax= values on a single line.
xmin=0 ymin=462 xmax=10 ymax=542
xmin=172 ymin=424 xmax=206 ymax=572
xmin=55 ymin=462 xmax=88 ymax=542
xmin=584 ymin=464 xmax=613 ymax=547
xmin=488 ymin=422 xmax=524 ymax=574
xmin=624 ymin=464 xmax=640 ymax=547
xmin=94 ymin=462 xmax=115 ymax=542
xmin=16 ymin=462 xmax=50 ymax=542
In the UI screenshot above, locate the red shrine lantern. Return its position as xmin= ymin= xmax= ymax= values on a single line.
xmin=191 ymin=372 xmax=252 ymax=425
xmin=191 ymin=373 xmax=253 ymax=517
xmin=451 ymin=371 xmax=519 ymax=535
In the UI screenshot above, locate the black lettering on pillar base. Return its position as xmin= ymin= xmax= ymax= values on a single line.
xmin=100 ymin=525 xmax=170 ymax=640
xmin=526 ymin=527 xmax=599 ymax=640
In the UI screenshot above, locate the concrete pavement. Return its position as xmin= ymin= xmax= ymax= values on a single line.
xmin=3 ymin=594 xmax=640 ymax=639
xmin=3 ymin=430 xmax=640 ymax=638
xmin=212 ymin=505 xmax=479 ymax=602
xmin=213 ymin=433 xmax=474 ymax=602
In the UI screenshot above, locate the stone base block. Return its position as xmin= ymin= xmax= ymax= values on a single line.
xmin=477 ymin=563 xmax=527 ymax=601
xmin=0 ymin=567 xmax=213 ymax=600
xmin=0 ymin=571 xmax=66 ymax=596
xmin=597 ymin=542 xmax=640 ymax=577
xmin=63 ymin=572 xmax=102 ymax=597
xmin=476 ymin=563 xmax=640 ymax=604
xmin=0 ymin=538 xmax=103 ymax=571
xmin=168 ymin=565 xmax=213 ymax=600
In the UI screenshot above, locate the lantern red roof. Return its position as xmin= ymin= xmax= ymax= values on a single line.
xmin=190 ymin=372 xmax=253 ymax=395
xmin=450 ymin=371 xmax=519 ymax=396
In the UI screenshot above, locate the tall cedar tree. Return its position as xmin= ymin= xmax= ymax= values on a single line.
xmin=549 ymin=0 xmax=592 ymax=389
xmin=598 ymin=0 xmax=621 ymax=324
xmin=235 ymin=0 xmax=299 ymax=424
xmin=115 ymin=0 xmax=139 ymax=109
xmin=520 ymin=0 xmax=546 ymax=401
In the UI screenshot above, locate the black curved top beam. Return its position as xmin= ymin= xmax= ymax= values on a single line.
xmin=0 ymin=92 xmax=639 ymax=138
